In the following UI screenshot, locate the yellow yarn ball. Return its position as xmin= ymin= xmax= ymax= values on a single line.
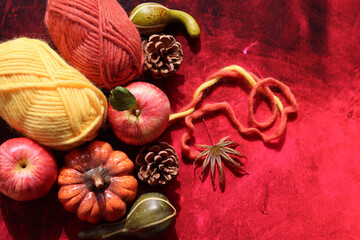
xmin=0 ymin=38 xmax=108 ymax=151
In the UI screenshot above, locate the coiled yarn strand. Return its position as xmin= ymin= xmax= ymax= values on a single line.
xmin=170 ymin=65 xmax=298 ymax=160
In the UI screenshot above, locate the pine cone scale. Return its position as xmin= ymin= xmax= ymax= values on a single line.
xmin=160 ymin=35 xmax=172 ymax=46
xmin=155 ymin=61 xmax=164 ymax=68
xmin=167 ymin=44 xmax=180 ymax=54
xmin=159 ymin=150 xmax=169 ymax=158
xmin=144 ymin=152 xmax=155 ymax=163
xmin=155 ymin=42 xmax=166 ymax=51
xmin=144 ymin=42 xmax=156 ymax=52
xmin=149 ymin=145 xmax=161 ymax=153
xmin=139 ymin=165 xmax=150 ymax=179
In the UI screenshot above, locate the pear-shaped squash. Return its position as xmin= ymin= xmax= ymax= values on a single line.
xmin=58 ymin=141 xmax=138 ymax=223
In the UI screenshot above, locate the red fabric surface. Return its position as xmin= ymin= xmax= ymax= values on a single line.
xmin=1 ymin=0 xmax=360 ymax=239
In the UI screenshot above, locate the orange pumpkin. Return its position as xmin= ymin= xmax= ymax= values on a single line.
xmin=58 ymin=141 xmax=138 ymax=223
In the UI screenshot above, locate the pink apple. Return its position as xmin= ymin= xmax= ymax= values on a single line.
xmin=0 ymin=137 xmax=58 ymax=201
xmin=108 ymin=82 xmax=171 ymax=145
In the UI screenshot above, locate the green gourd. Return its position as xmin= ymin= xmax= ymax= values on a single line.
xmin=78 ymin=192 xmax=176 ymax=239
xmin=129 ymin=2 xmax=201 ymax=38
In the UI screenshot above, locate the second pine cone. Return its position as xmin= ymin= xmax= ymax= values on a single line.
xmin=142 ymin=34 xmax=183 ymax=79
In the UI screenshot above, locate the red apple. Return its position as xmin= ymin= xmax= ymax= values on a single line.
xmin=0 ymin=137 xmax=58 ymax=201
xmin=108 ymin=82 xmax=170 ymax=145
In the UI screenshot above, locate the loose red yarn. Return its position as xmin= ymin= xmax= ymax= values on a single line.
xmin=45 ymin=0 xmax=144 ymax=89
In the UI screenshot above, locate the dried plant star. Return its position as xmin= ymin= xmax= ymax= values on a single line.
xmin=194 ymin=136 xmax=247 ymax=191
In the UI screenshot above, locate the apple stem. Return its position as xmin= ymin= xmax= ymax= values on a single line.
xmin=131 ymin=108 xmax=141 ymax=117
xmin=93 ymin=176 xmax=104 ymax=188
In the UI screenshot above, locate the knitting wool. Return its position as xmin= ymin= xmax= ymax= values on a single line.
xmin=0 ymin=38 xmax=107 ymax=151
xmin=45 ymin=0 xmax=144 ymax=89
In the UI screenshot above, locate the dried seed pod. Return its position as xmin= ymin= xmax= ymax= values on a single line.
xmin=142 ymin=34 xmax=183 ymax=79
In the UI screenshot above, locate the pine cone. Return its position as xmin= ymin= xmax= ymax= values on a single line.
xmin=142 ymin=34 xmax=183 ymax=79
xmin=136 ymin=142 xmax=179 ymax=185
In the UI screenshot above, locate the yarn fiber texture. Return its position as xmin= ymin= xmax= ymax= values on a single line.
xmin=45 ymin=0 xmax=144 ymax=89
xmin=0 ymin=38 xmax=108 ymax=151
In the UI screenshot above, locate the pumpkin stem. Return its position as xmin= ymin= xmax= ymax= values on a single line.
xmin=94 ymin=176 xmax=104 ymax=188
xmin=83 ymin=167 xmax=111 ymax=192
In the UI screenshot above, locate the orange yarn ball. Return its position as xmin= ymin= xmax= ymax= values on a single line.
xmin=45 ymin=0 xmax=144 ymax=89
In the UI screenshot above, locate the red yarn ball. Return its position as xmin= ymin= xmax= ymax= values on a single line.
xmin=45 ymin=0 xmax=144 ymax=89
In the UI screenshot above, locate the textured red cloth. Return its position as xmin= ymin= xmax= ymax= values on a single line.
xmin=1 ymin=0 xmax=360 ymax=239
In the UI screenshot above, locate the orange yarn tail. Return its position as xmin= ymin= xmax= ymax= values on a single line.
xmin=173 ymin=66 xmax=298 ymax=160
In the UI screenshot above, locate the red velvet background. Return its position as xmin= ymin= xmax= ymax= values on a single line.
xmin=1 ymin=0 xmax=360 ymax=239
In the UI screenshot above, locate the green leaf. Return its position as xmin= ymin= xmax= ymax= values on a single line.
xmin=109 ymin=86 xmax=137 ymax=111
